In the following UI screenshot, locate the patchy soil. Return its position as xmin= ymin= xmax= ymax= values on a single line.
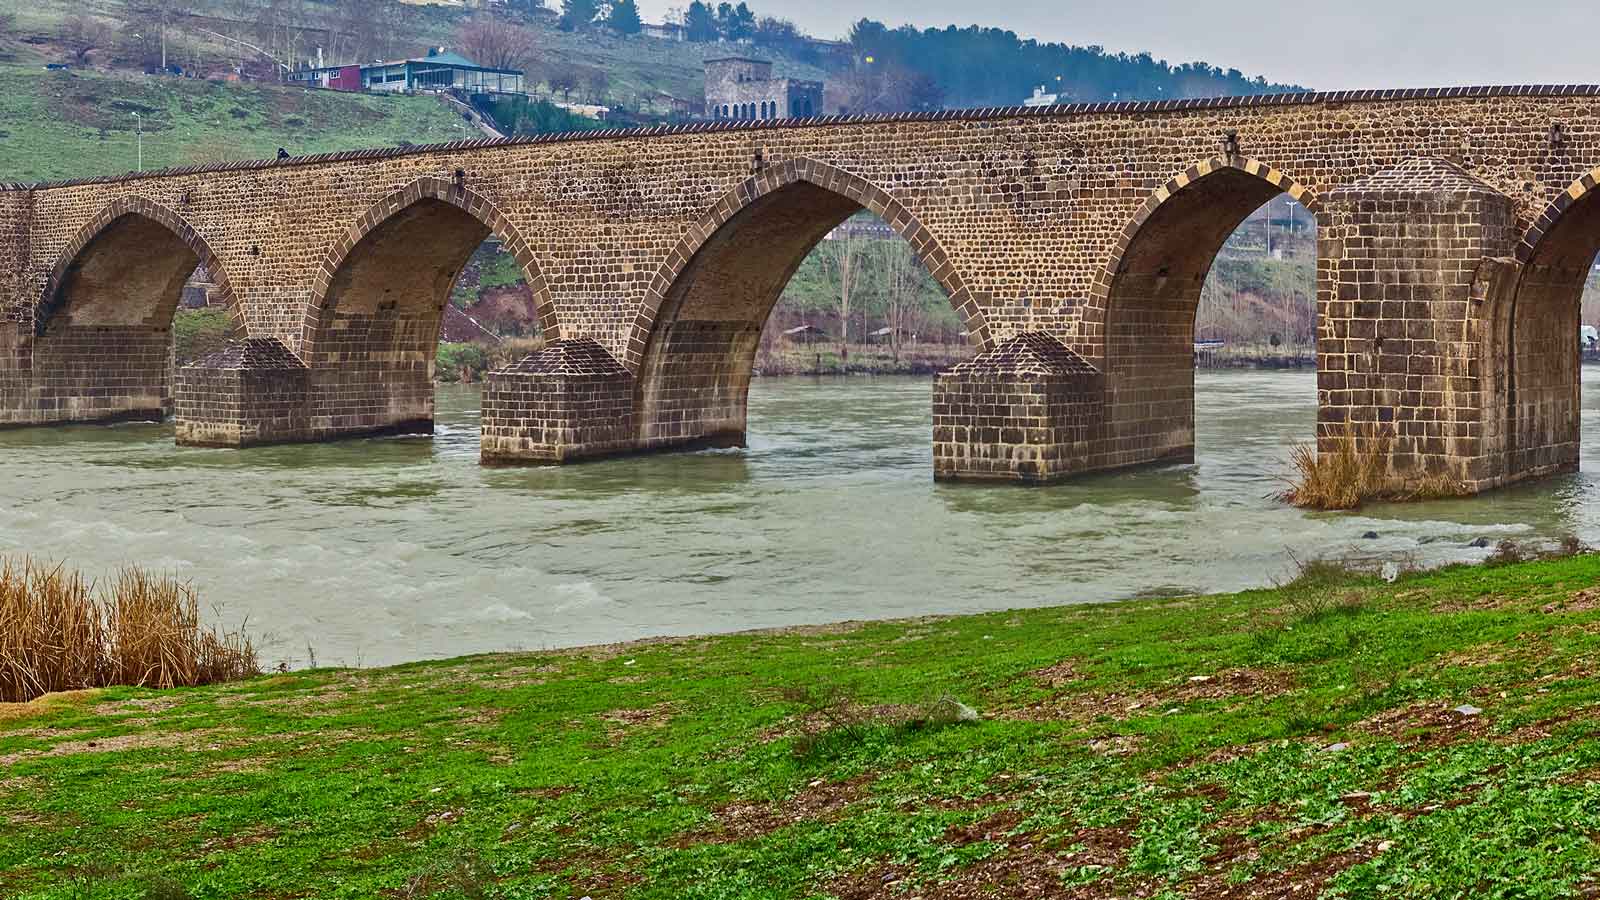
xmin=0 ymin=689 xmax=102 ymax=722
xmin=597 ymin=702 xmax=677 ymax=741
xmin=674 ymin=776 xmax=875 ymax=847
xmin=824 ymin=821 xmax=1136 ymax=899
xmin=0 ymin=727 xmax=237 ymax=765
xmin=1544 ymin=588 xmax=1600 ymax=614
xmin=1200 ymin=845 xmax=1380 ymax=899
xmin=1353 ymin=701 xmax=1491 ymax=748
xmin=1003 ymin=668 xmax=1294 ymax=723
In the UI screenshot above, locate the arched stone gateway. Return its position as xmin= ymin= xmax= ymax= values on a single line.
xmin=17 ymin=196 xmax=237 ymax=426
xmin=13 ymin=85 xmax=1600 ymax=490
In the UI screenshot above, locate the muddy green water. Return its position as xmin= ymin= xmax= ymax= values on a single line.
xmin=2 ymin=370 xmax=1597 ymax=667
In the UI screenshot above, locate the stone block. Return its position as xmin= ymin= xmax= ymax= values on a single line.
xmin=174 ymin=338 xmax=309 ymax=447
xmin=480 ymin=338 xmax=636 ymax=464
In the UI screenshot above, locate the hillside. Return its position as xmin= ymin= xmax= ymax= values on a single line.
xmin=0 ymin=60 xmax=471 ymax=182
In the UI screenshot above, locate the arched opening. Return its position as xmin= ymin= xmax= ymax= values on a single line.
xmin=34 ymin=204 xmax=237 ymax=424
xmin=301 ymin=185 xmax=553 ymax=440
xmin=630 ymin=164 xmax=982 ymax=453
xmin=1099 ymin=160 xmax=1315 ymax=470
xmin=1502 ymin=179 xmax=1600 ymax=479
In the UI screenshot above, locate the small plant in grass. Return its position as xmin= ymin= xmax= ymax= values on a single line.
xmin=0 ymin=557 xmax=258 ymax=703
xmin=1279 ymin=421 xmax=1467 ymax=509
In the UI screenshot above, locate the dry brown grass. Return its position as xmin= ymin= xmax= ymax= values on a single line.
xmin=1279 ymin=421 xmax=1467 ymax=510
xmin=0 ymin=558 xmax=258 ymax=703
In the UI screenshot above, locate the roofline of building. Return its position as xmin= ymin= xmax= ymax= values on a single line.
xmin=703 ymin=56 xmax=773 ymax=65
xmin=9 ymin=84 xmax=1600 ymax=192
xmin=290 ymin=59 xmax=523 ymax=77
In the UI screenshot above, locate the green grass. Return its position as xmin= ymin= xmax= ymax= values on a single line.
xmin=0 ymin=62 xmax=471 ymax=182
xmin=4 ymin=555 xmax=1600 ymax=898
xmin=172 ymin=307 xmax=236 ymax=366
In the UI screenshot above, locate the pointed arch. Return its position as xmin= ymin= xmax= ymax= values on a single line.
xmin=1087 ymin=155 xmax=1317 ymax=331
xmin=622 ymin=156 xmax=988 ymax=374
xmin=298 ymin=175 xmax=559 ymax=362
xmin=36 ymin=195 xmax=240 ymax=335
xmin=1085 ymin=155 xmax=1318 ymax=468
xmin=1516 ymin=164 xmax=1600 ymax=264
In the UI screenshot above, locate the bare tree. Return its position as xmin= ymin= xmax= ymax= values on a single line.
xmin=122 ymin=0 xmax=194 ymax=71
xmin=61 ymin=16 xmax=117 ymax=64
xmin=454 ymin=14 xmax=538 ymax=72
xmin=547 ymin=65 xmax=578 ymax=102
xmin=877 ymin=239 xmax=923 ymax=362
xmin=818 ymin=228 xmax=863 ymax=361
xmin=582 ymin=67 xmax=609 ymax=104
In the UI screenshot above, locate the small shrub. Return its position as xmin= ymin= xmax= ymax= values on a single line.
xmin=436 ymin=342 xmax=492 ymax=383
xmin=1279 ymin=421 xmax=1467 ymax=509
xmin=1485 ymin=539 xmax=1528 ymax=567
xmin=399 ymin=849 xmax=491 ymax=899
xmin=0 ymin=557 xmax=258 ymax=703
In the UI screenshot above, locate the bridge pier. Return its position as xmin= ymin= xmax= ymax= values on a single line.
xmin=479 ymin=339 xmax=637 ymax=464
xmin=174 ymin=339 xmax=309 ymax=447
xmin=1317 ymin=158 xmax=1520 ymax=492
xmin=932 ymin=334 xmax=1106 ymax=483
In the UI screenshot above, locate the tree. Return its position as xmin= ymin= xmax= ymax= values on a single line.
xmin=876 ymin=239 xmax=923 ymax=362
xmin=547 ymin=64 xmax=579 ymax=101
xmin=558 ymin=0 xmax=600 ymax=31
xmin=724 ymin=1 xmax=754 ymax=40
xmin=818 ymin=228 xmax=864 ymax=361
xmin=61 ymin=15 xmax=116 ymax=64
xmin=122 ymin=0 xmax=192 ymax=71
xmin=0 ymin=12 xmax=16 ymax=38
xmin=683 ymin=1 xmax=716 ymax=42
xmin=606 ymin=0 xmax=642 ymax=35
xmin=582 ymin=67 xmax=609 ymax=104
xmin=454 ymin=14 xmax=538 ymax=72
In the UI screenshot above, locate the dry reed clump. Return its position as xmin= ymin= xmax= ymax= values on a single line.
xmin=1279 ymin=421 xmax=1467 ymax=510
xmin=0 ymin=558 xmax=258 ymax=703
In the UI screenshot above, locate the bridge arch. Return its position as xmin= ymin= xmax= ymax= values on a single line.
xmin=297 ymin=176 xmax=557 ymax=438
xmin=1492 ymin=165 xmax=1600 ymax=479
xmin=623 ymin=157 xmax=986 ymax=451
xmin=1088 ymin=156 xmax=1317 ymax=467
xmin=37 ymin=195 xmax=240 ymax=335
xmin=31 ymin=196 xmax=240 ymax=424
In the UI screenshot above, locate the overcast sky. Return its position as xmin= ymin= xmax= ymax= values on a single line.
xmin=636 ymin=0 xmax=1598 ymax=91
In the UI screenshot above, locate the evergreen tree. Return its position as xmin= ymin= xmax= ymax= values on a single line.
xmin=559 ymin=0 xmax=601 ymax=31
xmin=607 ymin=0 xmax=642 ymax=34
xmin=683 ymin=1 xmax=717 ymax=42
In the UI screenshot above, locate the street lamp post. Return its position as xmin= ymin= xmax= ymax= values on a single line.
xmin=132 ymin=112 xmax=142 ymax=172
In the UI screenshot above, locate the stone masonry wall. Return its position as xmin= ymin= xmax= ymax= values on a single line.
xmin=8 ymin=88 xmax=1600 ymax=482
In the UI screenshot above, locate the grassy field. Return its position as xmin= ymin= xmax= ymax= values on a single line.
xmin=3 ymin=551 xmax=1600 ymax=897
xmin=0 ymin=61 xmax=471 ymax=182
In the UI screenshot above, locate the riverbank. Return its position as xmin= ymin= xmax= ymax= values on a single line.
xmin=4 ymin=552 xmax=1600 ymax=897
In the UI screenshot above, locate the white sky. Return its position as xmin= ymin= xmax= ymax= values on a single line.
xmin=636 ymin=0 xmax=1600 ymax=91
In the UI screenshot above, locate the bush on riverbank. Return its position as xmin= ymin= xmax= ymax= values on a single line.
xmin=1281 ymin=421 xmax=1467 ymax=509
xmin=435 ymin=337 xmax=547 ymax=383
xmin=0 ymin=558 xmax=257 ymax=703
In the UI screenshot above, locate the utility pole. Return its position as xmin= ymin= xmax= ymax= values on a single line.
xmin=1265 ymin=195 xmax=1272 ymax=257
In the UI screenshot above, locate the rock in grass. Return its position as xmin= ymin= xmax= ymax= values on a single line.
xmin=925 ymin=695 xmax=979 ymax=726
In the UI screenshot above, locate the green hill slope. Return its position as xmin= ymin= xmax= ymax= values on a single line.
xmin=0 ymin=62 xmax=472 ymax=183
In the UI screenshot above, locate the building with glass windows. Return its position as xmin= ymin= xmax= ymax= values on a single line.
xmin=288 ymin=49 xmax=523 ymax=96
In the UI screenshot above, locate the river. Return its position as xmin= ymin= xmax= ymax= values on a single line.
xmin=2 ymin=369 xmax=1597 ymax=667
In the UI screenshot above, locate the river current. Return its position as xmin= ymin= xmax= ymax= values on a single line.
xmin=4 ymin=369 xmax=1599 ymax=667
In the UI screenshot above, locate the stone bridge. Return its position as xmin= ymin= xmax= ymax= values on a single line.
xmin=6 ymin=85 xmax=1600 ymax=491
